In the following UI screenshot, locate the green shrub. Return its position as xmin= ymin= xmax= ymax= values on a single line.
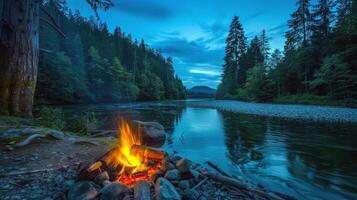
xmin=36 ymin=107 xmax=66 ymax=130
xmin=67 ymin=112 xmax=100 ymax=135
xmin=273 ymin=94 xmax=343 ymax=106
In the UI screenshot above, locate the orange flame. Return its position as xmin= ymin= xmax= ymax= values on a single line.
xmin=104 ymin=119 xmax=157 ymax=186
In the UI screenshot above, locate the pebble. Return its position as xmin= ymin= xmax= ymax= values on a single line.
xmin=164 ymin=169 xmax=181 ymax=181
xmin=189 ymin=100 xmax=357 ymax=123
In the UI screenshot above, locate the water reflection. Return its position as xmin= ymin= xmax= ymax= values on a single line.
xmin=59 ymin=102 xmax=357 ymax=199
xmin=218 ymin=111 xmax=357 ymax=199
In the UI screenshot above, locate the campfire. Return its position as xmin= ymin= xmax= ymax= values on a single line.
xmin=77 ymin=119 xmax=168 ymax=187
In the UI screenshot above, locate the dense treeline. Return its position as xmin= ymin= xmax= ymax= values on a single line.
xmin=217 ymin=0 xmax=357 ymax=106
xmin=36 ymin=4 xmax=186 ymax=104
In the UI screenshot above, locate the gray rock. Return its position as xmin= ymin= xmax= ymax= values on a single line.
xmin=62 ymin=179 xmax=75 ymax=191
xmin=178 ymin=180 xmax=190 ymax=190
xmin=176 ymin=159 xmax=190 ymax=173
xmin=155 ymin=178 xmax=181 ymax=200
xmin=170 ymin=155 xmax=182 ymax=164
xmin=190 ymin=170 xmax=200 ymax=179
xmin=132 ymin=120 xmax=166 ymax=147
xmin=182 ymin=189 xmax=200 ymax=200
xmin=67 ymin=181 xmax=100 ymax=200
xmin=164 ymin=169 xmax=180 ymax=181
xmin=99 ymin=182 xmax=130 ymax=200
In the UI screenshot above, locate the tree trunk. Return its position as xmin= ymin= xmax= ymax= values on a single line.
xmin=0 ymin=0 xmax=39 ymax=117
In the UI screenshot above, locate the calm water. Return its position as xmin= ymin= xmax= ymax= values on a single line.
xmin=60 ymin=100 xmax=357 ymax=199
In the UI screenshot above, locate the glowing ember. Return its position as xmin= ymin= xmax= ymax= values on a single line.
xmin=104 ymin=119 xmax=164 ymax=186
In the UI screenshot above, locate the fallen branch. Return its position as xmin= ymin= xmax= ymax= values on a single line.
xmin=192 ymin=177 xmax=208 ymax=190
xmin=15 ymin=134 xmax=45 ymax=147
xmin=0 ymin=168 xmax=59 ymax=177
xmin=205 ymin=161 xmax=231 ymax=177
xmin=202 ymin=171 xmax=276 ymax=200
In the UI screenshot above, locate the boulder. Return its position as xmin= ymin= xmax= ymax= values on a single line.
xmin=176 ymin=159 xmax=190 ymax=173
xmin=99 ymin=182 xmax=130 ymax=200
xmin=155 ymin=178 xmax=181 ymax=200
xmin=164 ymin=169 xmax=180 ymax=181
xmin=132 ymin=120 xmax=166 ymax=147
xmin=67 ymin=181 xmax=100 ymax=200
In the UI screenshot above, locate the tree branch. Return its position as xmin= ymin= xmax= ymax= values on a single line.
xmin=40 ymin=17 xmax=66 ymax=38
xmin=40 ymin=7 xmax=62 ymax=31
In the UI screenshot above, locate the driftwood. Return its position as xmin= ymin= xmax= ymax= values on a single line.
xmin=192 ymin=177 xmax=208 ymax=190
xmin=134 ymin=181 xmax=151 ymax=200
xmin=202 ymin=172 xmax=276 ymax=200
xmin=0 ymin=167 xmax=59 ymax=177
xmin=205 ymin=161 xmax=231 ymax=177
xmin=15 ymin=134 xmax=45 ymax=147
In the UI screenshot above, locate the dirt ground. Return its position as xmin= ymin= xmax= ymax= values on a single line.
xmin=0 ymin=138 xmax=111 ymax=200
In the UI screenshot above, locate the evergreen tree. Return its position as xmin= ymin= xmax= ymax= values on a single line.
xmin=311 ymin=0 xmax=335 ymax=40
xmin=286 ymin=0 xmax=313 ymax=48
xmin=239 ymin=36 xmax=263 ymax=85
xmin=218 ymin=16 xmax=247 ymax=97
xmin=259 ymin=29 xmax=270 ymax=63
xmin=269 ymin=49 xmax=283 ymax=70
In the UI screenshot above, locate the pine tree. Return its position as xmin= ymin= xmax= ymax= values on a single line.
xmin=312 ymin=0 xmax=335 ymax=40
xmin=286 ymin=0 xmax=313 ymax=92
xmin=220 ymin=16 xmax=247 ymax=96
xmin=238 ymin=36 xmax=263 ymax=86
xmin=269 ymin=49 xmax=283 ymax=70
xmin=286 ymin=0 xmax=313 ymax=47
xmin=259 ymin=29 xmax=271 ymax=64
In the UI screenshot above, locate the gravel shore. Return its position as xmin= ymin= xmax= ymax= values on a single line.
xmin=188 ymin=100 xmax=357 ymax=123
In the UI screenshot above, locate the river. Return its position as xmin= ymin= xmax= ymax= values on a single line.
xmin=59 ymin=100 xmax=357 ymax=199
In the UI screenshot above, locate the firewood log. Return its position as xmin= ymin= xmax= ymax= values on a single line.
xmin=130 ymin=145 xmax=168 ymax=162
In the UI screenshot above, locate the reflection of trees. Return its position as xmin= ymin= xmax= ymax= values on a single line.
xmin=280 ymin=119 xmax=357 ymax=194
xmin=219 ymin=111 xmax=267 ymax=164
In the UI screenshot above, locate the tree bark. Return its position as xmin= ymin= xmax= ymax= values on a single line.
xmin=0 ymin=0 xmax=39 ymax=117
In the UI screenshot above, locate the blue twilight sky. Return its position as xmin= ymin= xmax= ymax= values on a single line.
xmin=67 ymin=0 xmax=296 ymax=89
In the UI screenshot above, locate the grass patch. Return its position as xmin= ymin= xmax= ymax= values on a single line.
xmin=273 ymin=94 xmax=344 ymax=106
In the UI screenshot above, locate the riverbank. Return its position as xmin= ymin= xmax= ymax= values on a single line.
xmin=188 ymin=99 xmax=357 ymax=123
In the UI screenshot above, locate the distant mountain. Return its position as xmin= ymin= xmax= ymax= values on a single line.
xmin=188 ymin=86 xmax=216 ymax=98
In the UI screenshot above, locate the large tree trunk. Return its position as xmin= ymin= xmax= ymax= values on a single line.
xmin=0 ymin=0 xmax=39 ymax=117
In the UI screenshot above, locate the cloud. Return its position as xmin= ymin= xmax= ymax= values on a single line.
xmin=189 ymin=69 xmax=220 ymax=76
xmin=246 ymin=11 xmax=265 ymax=20
xmin=153 ymin=36 xmax=224 ymax=65
xmin=113 ymin=0 xmax=174 ymax=19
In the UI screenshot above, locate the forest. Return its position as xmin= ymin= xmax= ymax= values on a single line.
xmin=36 ymin=3 xmax=186 ymax=105
xmin=217 ymin=0 xmax=357 ymax=106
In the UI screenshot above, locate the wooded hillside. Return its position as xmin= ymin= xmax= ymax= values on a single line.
xmin=36 ymin=3 xmax=186 ymax=104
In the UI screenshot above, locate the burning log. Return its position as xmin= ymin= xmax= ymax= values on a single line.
xmin=130 ymin=144 xmax=168 ymax=164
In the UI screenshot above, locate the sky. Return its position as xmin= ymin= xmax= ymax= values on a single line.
xmin=67 ymin=0 xmax=296 ymax=89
